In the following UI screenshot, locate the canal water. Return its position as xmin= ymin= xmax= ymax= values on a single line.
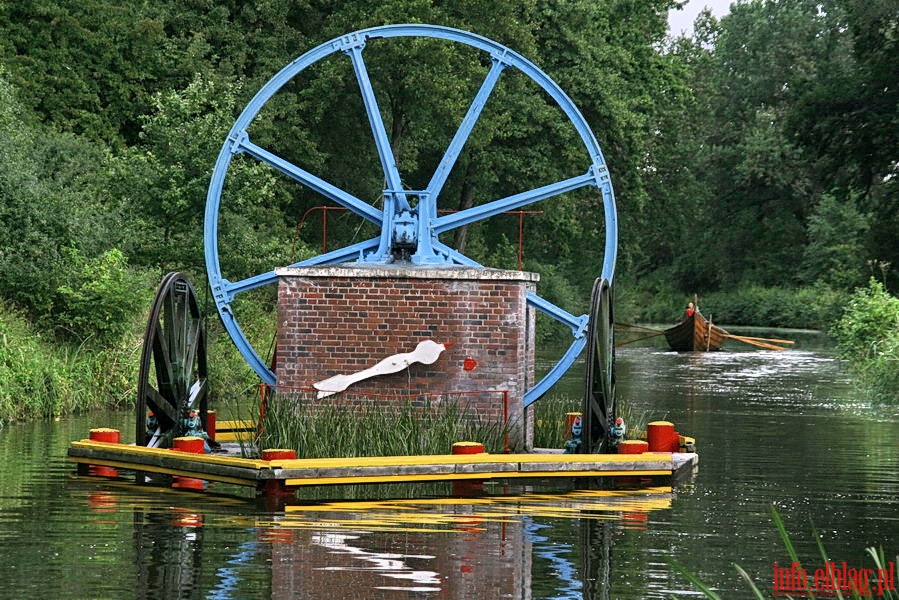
xmin=0 ymin=333 xmax=896 ymax=598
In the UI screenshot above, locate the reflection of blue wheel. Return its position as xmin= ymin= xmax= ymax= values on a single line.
xmin=204 ymin=24 xmax=617 ymax=402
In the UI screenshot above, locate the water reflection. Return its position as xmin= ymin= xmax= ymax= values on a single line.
xmin=94 ymin=484 xmax=672 ymax=598
xmin=1 ymin=337 xmax=897 ymax=598
xmin=134 ymin=507 xmax=205 ymax=599
xmin=252 ymin=487 xmax=670 ymax=598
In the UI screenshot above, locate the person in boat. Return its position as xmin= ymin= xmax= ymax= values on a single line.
xmin=683 ymin=302 xmax=696 ymax=320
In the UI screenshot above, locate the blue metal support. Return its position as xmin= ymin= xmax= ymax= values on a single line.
xmin=433 ymin=172 xmax=596 ymax=235
xmin=525 ymin=337 xmax=587 ymax=407
xmin=233 ymin=133 xmax=383 ymax=225
xmin=526 ymin=292 xmax=589 ymax=338
xmin=424 ymin=57 xmax=507 ymax=201
xmin=345 ymin=41 xmax=413 ymax=262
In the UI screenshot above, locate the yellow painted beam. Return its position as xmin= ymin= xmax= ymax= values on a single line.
xmin=266 ymin=452 xmax=673 ymax=469
xmin=69 ymin=440 xmax=271 ymax=468
xmin=67 ymin=456 xmax=257 ymax=487
xmin=285 ymin=470 xmax=671 ymax=486
xmin=214 ymin=419 xmax=255 ymax=431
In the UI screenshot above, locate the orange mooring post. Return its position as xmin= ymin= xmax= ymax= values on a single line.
xmin=451 ymin=441 xmax=486 ymax=455
xmin=260 ymin=448 xmax=298 ymax=497
xmin=262 ymin=449 xmax=297 ymax=460
xmin=205 ymin=410 xmax=216 ymax=441
xmin=618 ymin=439 xmax=650 ymax=454
xmin=88 ymin=428 xmax=121 ymax=477
xmin=647 ymin=421 xmax=677 ymax=452
xmin=171 ymin=436 xmax=205 ymax=490
xmin=451 ymin=441 xmax=486 ymax=496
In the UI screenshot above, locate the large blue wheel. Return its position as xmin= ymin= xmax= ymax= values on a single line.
xmin=204 ymin=24 xmax=617 ymax=404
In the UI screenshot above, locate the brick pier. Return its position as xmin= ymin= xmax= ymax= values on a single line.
xmin=274 ymin=264 xmax=538 ymax=449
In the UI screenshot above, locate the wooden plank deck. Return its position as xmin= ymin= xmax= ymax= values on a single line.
xmin=68 ymin=439 xmax=697 ymax=488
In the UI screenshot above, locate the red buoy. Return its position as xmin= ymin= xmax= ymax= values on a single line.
xmin=88 ymin=428 xmax=121 ymax=477
xmin=647 ymin=421 xmax=677 ymax=452
xmin=618 ymin=440 xmax=649 ymax=454
xmin=262 ymin=449 xmax=297 ymax=460
xmin=452 ymin=441 xmax=485 ymax=455
xmin=451 ymin=442 xmax=485 ymax=496
xmin=171 ymin=436 xmax=205 ymax=490
xmin=89 ymin=428 xmax=121 ymax=444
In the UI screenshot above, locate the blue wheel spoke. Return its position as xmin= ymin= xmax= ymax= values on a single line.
xmin=345 ymin=45 xmax=410 ymax=212
xmin=527 ymin=293 xmax=588 ymax=337
xmin=291 ymin=237 xmax=381 ymax=266
xmin=218 ymin=238 xmax=381 ymax=303
xmin=430 ymin=240 xmax=481 ymax=266
xmin=433 ymin=171 xmax=597 ymax=234
xmin=525 ymin=337 xmax=587 ymax=407
xmin=424 ymin=58 xmax=507 ymax=209
xmin=233 ymin=133 xmax=383 ymax=225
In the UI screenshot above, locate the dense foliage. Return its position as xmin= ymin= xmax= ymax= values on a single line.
xmin=0 ymin=0 xmax=895 ymax=419
xmin=831 ymin=280 xmax=899 ymax=402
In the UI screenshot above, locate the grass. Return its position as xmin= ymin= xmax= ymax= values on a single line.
xmin=670 ymin=505 xmax=898 ymax=599
xmin=0 ymin=300 xmax=142 ymax=425
xmin=253 ymin=390 xmax=511 ymax=458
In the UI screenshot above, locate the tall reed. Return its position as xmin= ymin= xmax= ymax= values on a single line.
xmin=256 ymin=391 xmax=510 ymax=458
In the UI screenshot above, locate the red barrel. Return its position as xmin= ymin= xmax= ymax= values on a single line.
xmin=647 ymin=421 xmax=677 ymax=452
xmin=172 ymin=436 xmax=205 ymax=490
xmin=618 ymin=440 xmax=649 ymax=454
xmin=173 ymin=436 xmax=205 ymax=453
xmin=452 ymin=441 xmax=485 ymax=455
xmin=89 ymin=428 xmax=121 ymax=443
xmin=88 ymin=428 xmax=121 ymax=477
xmin=205 ymin=410 xmax=216 ymax=441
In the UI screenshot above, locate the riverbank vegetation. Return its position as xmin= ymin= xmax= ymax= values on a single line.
xmin=1 ymin=1 xmax=896 ymax=421
xmin=830 ymin=279 xmax=899 ymax=403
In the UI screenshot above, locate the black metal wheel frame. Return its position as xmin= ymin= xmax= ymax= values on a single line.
xmin=581 ymin=278 xmax=616 ymax=453
xmin=136 ymin=272 xmax=209 ymax=450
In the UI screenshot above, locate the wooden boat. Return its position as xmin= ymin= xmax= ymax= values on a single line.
xmin=664 ymin=310 xmax=727 ymax=351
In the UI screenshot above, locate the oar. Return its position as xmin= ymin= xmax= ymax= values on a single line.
xmin=615 ymin=322 xmax=665 ymax=334
xmin=615 ymin=331 xmax=667 ymax=347
xmin=722 ymin=333 xmax=787 ymax=351
xmin=617 ymin=328 xmax=663 ymax=334
xmin=724 ymin=334 xmax=795 ymax=345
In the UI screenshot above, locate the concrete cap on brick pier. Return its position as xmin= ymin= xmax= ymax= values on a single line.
xmin=275 ymin=264 xmax=539 ymax=282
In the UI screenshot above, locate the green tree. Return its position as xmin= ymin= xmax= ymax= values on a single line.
xmin=800 ymin=192 xmax=870 ymax=289
xmin=51 ymin=249 xmax=149 ymax=344
xmin=785 ymin=0 xmax=899 ymax=290
xmin=660 ymin=0 xmax=881 ymax=294
xmin=0 ymin=70 xmax=118 ymax=319
xmin=108 ymin=73 xmax=296 ymax=277
xmin=0 ymin=1 xmax=187 ymax=144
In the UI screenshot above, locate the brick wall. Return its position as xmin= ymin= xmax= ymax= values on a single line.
xmin=274 ymin=265 xmax=537 ymax=449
